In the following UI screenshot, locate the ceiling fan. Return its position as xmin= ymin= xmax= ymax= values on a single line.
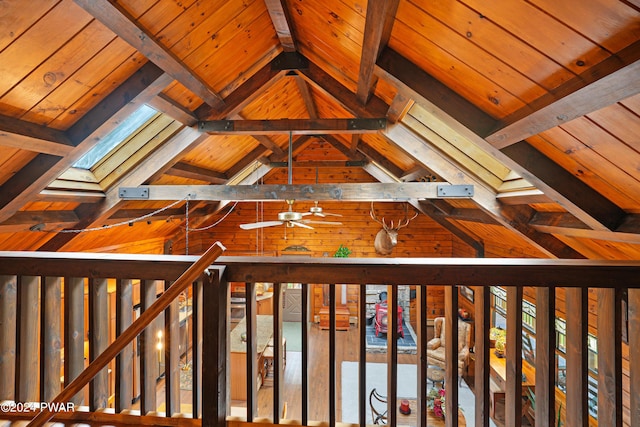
xmin=240 ymin=200 xmax=342 ymax=230
xmin=240 ymin=132 xmax=342 ymax=230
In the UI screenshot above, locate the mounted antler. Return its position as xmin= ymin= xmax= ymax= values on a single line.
xmin=370 ymin=203 xmax=418 ymax=255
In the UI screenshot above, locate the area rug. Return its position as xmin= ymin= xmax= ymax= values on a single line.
xmin=340 ymin=362 xmax=484 ymax=425
xmin=365 ymin=319 xmax=417 ymax=353
xmin=282 ymin=321 xmax=302 ymax=352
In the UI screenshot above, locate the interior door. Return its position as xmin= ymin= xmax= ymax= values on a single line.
xmin=283 ymin=285 xmax=302 ymax=322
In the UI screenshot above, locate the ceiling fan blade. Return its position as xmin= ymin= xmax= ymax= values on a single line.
xmin=321 ymin=212 xmax=342 ymax=217
xmin=239 ymin=220 xmax=283 ymax=230
xmin=291 ymin=221 xmax=314 ymax=229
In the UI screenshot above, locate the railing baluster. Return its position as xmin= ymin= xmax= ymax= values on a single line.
xmin=41 ymin=276 xmax=61 ymax=402
xmin=417 ymin=284 xmax=428 ymax=427
xmin=245 ymin=281 xmax=257 ymax=420
xmin=273 ymin=282 xmax=283 ymax=423
xmin=386 ymin=284 xmax=398 ymax=427
xmin=16 ymin=275 xmax=40 ymax=402
xmin=474 ymin=285 xmax=490 ymax=427
xmin=630 ymin=288 xmax=640 ymax=426
xmin=0 ymin=275 xmax=17 ymax=401
xmin=597 ymin=288 xmax=623 ymax=426
xmin=444 ymin=285 xmax=459 ymax=427
xmin=89 ymin=278 xmax=109 ymax=410
xmin=194 ymin=277 xmax=204 ymax=418
xmin=64 ymin=276 xmax=85 ymax=406
xmin=505 ymin=286 xmax=523 ymax=427
xmin=164 ymin=279 xmax=180 ymax=417
xmin=328 ymin=283 xmax=336 ymax=427
xmin=301 ymin=282 xmax=309 ymax=425
xmin=566 ymin=287 xmax=589 ymax=427
xmin=115 ymin=278 xmax=133 ymax=412
xmin=535 ymin=286 xmax=556 ymax=426
xmin=357 ymin=283 xmax=366 ymax=427
xmin=140 ymin=279 xmax=158 ymax=414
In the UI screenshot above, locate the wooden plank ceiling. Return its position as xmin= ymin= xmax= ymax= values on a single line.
xmin=0 ymin=0 xmax=639 ymax=259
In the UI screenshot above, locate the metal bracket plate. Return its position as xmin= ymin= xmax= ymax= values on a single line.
xmin=119 ymin=187 xmax=149 ymax=199
xmin=437 ymin=184 xmax=474 ymax=197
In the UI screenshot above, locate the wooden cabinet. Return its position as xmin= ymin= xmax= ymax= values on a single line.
xmin=319 ymin=305 xmax=350 ymax=331
xmin=256 ymin=295 xmax=273 ymax=315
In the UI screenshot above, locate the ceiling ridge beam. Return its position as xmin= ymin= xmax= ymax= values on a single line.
xmin=198 ymin=118 xmax=387 ymax=134
xmin=264 ymin=0 xmax=297 ymax=52
xmin=74 ymin=0 xmax=224 ymax=109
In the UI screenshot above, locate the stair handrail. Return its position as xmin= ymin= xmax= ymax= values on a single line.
xmin=27 ymin=241 xmax=226 ymax=427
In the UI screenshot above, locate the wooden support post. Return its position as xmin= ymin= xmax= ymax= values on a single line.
xmin=41 ymin=276 xmax=61 ymax=402
xmin=202 ymin=268 xmax=227 ymax=427
xmin=0 ymin=275 xmax=17 ymax=400
xmin=565 ymin=287 xmax=588 ymax=427
xmin=165 ymin=280 xmax=181 ymax=417
xmin=64 ymin=277 xmax=85 ymax=405
xmin=17 ymin=276 xmax=40 ymax=402
xmin=301 ymin=282 xmax=310 ymax=425
xmin=535 ymin=286 xmax=556 ymax=426
xmin=358 ymin=284 xmax=367 ymax=427
xmin=597 ymin=288 xmax=622 ymax=426
xmin=328 ymin=284 xmax=336 ymax=427
xmin=89 ymin=278 xmax=109 ymax=410
xmin=115 ymin=279 xmax=133 ymax=412
xmin=245 ymin=281 xmax=257 ymax=421
xmin=474 ymin=286 xmax=490 ymax=427
xmin=505 ymin=286 xmax=522 ymax=427
xmin=140 ymin=279 xmax=158 ymax=414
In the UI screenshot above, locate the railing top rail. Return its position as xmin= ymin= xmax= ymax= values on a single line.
xmin=215 ymin=256 xmax=640 ymax=287
xmin=0 ymin=251 xmax=201 ymax=280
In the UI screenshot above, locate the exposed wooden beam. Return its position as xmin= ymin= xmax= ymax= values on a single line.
xmin=198 ymin=118 xmax=386 ymax=135
xmin=0 ymin=63 xmax=171 ymax=224
xmin=264 ymin=0 xmax=296 ymax=52
xmin=147 ymin=94 xmax=198 ymax=126
xmin=349 ymin=134 xmax=360 ymax=154
xmin=496 ymin=189 xmax=552 ymax=205
xmin=356 ymin=0 xmax=400 ymax=104
xmin=386 ymin=91 xmax=414 ymax=124
xmin=375 ymin=47 xmax=497 ymax=136
xmin=487 ymin=40 xmax=640 ymax=147
xmin=320 ymin=134 xmax=365 ymax=161
xmin=230 ymin=113 xmax=285 ymax=156
xmin=0 ymin=210 xmax=80 ymax=233
xmin=196 ymin=57 xmax=287 ymax=120
xmin=530 ymin=212 xmax=640 ymax=244
xmin=299 ymin=59 xmax=389 ymax=119
xmin=0 ymin=115 xmax=74 ymax=156
xmin=74 ymin=0 xmax=224 ymax=109
xmin=37 ymin=127 xmax=209 ymax=251
xmin=261 ymin=160 xmax=367 ymax=168
xmin=34 ymin=190 xmax=106 ymax=204
xmin=166 ymin=162 xmax=228 ymax=184
xmin=357 ymin=141 xmax=405 ymax=178
xmin=382 ymin=122 xmax=583 ymax=258
xmin=428 ymin=200 xmax=500 ymax=225
xmin=291 ymin=73 xmax=318 ymax=118
xmin=119 ymin=182 xmax=473 ymax=202
xmin=503 ymin=141 xmax=625 ymax=231
xmin=269 ymin=134 xmax=314 ymax=163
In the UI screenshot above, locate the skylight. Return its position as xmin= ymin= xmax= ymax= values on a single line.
xmin=73 ymin=105 xmax=158 ymax=169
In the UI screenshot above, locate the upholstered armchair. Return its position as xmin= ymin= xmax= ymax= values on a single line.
xmin=426 ymin=317 xmax=472 ymax=379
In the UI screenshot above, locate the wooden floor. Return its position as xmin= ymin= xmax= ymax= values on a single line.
xmin=231 ymin=321 xmax=418 ymax=423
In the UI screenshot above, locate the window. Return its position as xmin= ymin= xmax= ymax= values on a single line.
xmin=73 ymin=105 xmax=157 ymax=169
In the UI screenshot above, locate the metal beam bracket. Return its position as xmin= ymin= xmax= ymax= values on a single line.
xmin=437 ymin=184 xmax=474 ymax=197
xmin=119 ymin=187 xmax=149 ymax=199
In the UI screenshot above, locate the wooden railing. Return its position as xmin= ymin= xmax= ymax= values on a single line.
xmin=0 ymin=254 xmax=638 ymax=427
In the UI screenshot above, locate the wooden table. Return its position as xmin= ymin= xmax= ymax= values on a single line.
xmin=396 ymin=399 xmax=467 ymax=426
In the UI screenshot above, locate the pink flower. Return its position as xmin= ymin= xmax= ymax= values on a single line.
xmin=438 ymin=389 xmax=446 ymax=397
xmin=434 ymin=406 xmax=443 ymax=417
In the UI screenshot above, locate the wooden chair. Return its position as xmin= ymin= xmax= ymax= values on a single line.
xmin=369 ymin=388 xmax=388 ymax=425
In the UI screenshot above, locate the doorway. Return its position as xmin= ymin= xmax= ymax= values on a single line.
xmin=283 ymin=283 xmax=302 ymax=322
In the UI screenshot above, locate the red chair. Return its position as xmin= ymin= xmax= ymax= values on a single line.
xmin=374 ymin=301 xmax=404 ymax=338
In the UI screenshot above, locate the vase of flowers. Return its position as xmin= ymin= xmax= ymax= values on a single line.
xmin=426 ymin=387 xmax=447 ymax=418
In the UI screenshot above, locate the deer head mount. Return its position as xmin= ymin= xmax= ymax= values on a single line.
xmin=370 ymin=202 xmax=418 ymax=255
